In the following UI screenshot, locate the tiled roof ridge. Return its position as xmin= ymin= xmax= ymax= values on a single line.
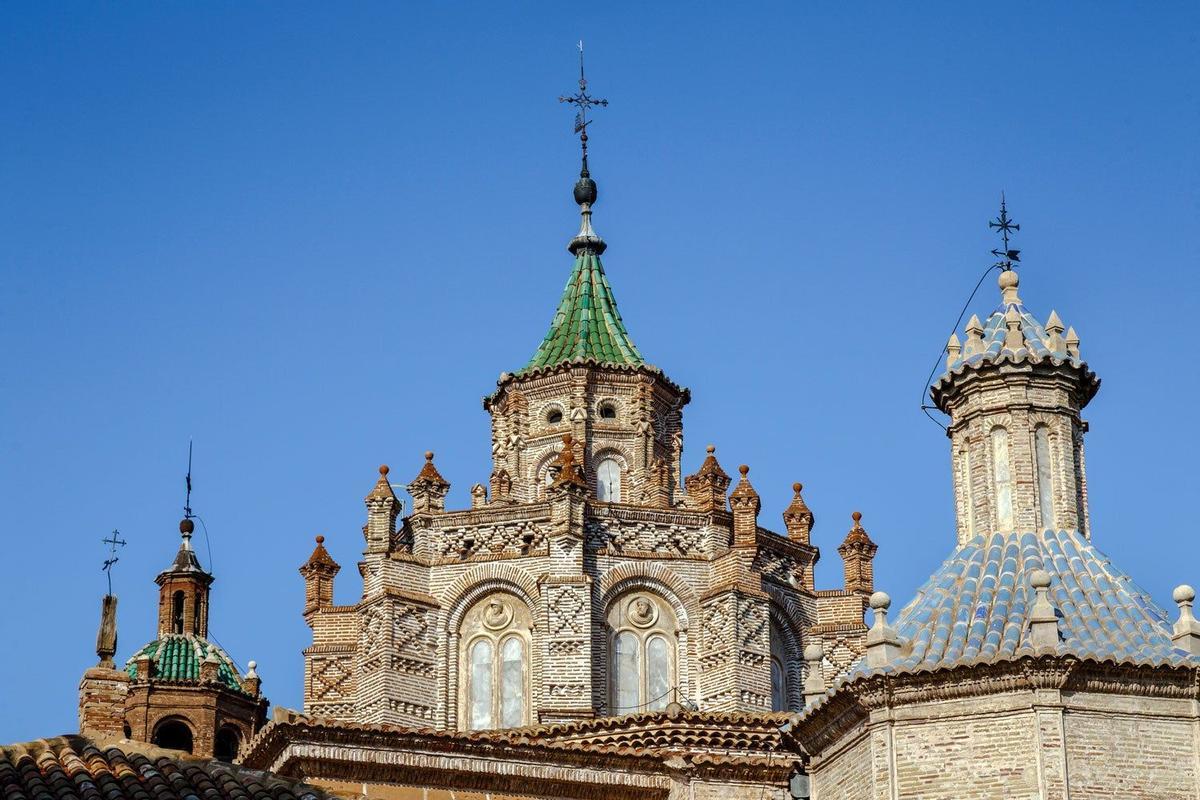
xmin=497 ymin=707 xmax=795 ymax=741
xmin=0 ymin=735 xmax=333 ymax=800
xmin=521 ymin=250 xmax=645 ymax=374
xmin=241 ymin=712 xmax=672 ymax=769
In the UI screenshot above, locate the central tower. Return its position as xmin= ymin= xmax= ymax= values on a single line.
xmin=299 ymin=52 xmax=874 ymax=731
xmin=482 ymin=142 xmax=690 ymax=509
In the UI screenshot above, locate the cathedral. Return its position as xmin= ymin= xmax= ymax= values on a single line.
xmin=10 ymin=66 xmax=1198 ymax=800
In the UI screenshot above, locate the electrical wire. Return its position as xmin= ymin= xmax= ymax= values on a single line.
xmin=918 ymin=263 xmax=1002 ymax=432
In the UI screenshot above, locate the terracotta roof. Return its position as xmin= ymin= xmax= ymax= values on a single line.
xmin=363 ymin=465 xmax=396 ymax=502
xmin=838 ymin=512 xmax=876 ymax=551
xmin=521 ymin=250 xmax=644 ymax=374
xmin=0 ymin=737 xmax=329 ymax=800
xmin=241 ymin=711 xmax=797 ymax=791
xmin=694 ymin=446 xmax=729 ymax=481
xmin=497 ymin=707 xmax=794 ymax=756
xmin=242 ymin=712 xmax=665 ymax=769
xmin=300 ymin=536 xmax=338 ymax=572
xmin=409 ymin=452 xmax=448 ymax=489
xmin=729 ymin=465 xmax=759 ymax=503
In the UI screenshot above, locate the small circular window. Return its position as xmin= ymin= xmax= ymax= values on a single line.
xmin=599 ymin=403 xmax=617 ymax=420
xmin=547 ymin=408 xmax=563 ymax=424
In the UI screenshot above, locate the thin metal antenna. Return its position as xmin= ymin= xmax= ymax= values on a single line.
xmin=101 ymin=529 xmax=127 ymax=596
xmin=184 ymin=439 xmax=194 ymax=520
xmin=988 ymin=192 xmax=1021 ymax=270
xmin=558 ymin=41 xmax=608 ymax=172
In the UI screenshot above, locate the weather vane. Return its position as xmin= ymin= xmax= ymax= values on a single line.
xmin=558 ymin=41 xmax=608 ymax=168
xmin=184 ymin=439 xmax=194 ymax=520
xmin=101 ymin=528 xmax=127 ymax=596
xmin=988 ymin=192 xmax=1021 ymax=270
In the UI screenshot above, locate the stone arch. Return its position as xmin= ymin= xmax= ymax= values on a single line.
xmin=441 ymin=563 xmax=542 ymax=632
xmin=594 ymin=563 xmax=698 ymax=712
xmin=597 ymin=562 xmax=697 ymax=629
xmin=439 ymin=563 xmax=542 ymax=730
xmin=151 ymin=716 xmax=194 ymax=754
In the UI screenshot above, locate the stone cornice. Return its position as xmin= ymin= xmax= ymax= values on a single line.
xmin=931 ymin=354 xmax=1100 ymax=415
xmin=484 ymin=361 xmax=691 ymax=410
xmin=790 ymin=655 xmax=1200 ymax=757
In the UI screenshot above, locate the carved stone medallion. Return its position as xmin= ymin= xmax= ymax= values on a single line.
xmin=627 ymin=595 xmax=659 ymax=628
xmin=483 ymin=599 xmax=514 ymax=630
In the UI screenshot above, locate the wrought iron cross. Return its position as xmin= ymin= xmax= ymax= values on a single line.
xmin=101 ymin=528 xmax=127 ymax=596
xmin=988 ymin=193 xmax=1021 ymax=269
xmin=559 ymin=41 xmax=608 ymax=153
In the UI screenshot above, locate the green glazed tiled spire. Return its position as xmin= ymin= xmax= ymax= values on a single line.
xmin=521 ymin=154 xmax=644 ymax=373
xmin=524 ymin=250 xmax=644 ymax=371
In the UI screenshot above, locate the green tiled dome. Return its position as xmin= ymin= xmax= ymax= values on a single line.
xmin=522 ymin=250 xmax=644 ymax=373
xmin=125 ymin=634 xmax=245 ymax=693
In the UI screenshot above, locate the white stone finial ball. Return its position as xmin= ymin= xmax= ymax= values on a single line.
xmin=869 ymin=591 xmax=891 ymax=611
xmin=1173 ymin=585 xmax=1195 ymax=604
xmin=999 ymin=269 xmax=1019 ymax=290
xmin=248 ymin=660 xmax=257 ymax=670
xmin=804 ymin=643 xmax=824 ymax=662
xmin=1030 ymin=569 xmax=1051 ymax=589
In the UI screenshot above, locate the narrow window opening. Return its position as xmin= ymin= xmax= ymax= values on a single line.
xmin=468 ymin=639 xmax=494 ymax=730
xmin=961 ymin=447 xmax=977 ymax=538
xmin=991 ymin=427 xmax=1014 ymax=531
xmin=596 ymin=458 xmax=621 ymax=503
xmin=171 ymin=591 xmax=185 ymax=634
xmin=599 ymin=403 xmax=617 ymax=419
xmin=546 ymin=408 xmax=563 ymax=424
xmin=214 ymin=727 xmax=240 ymax=763
xmin=1035 ymin=425 xmax=1056 ymax=531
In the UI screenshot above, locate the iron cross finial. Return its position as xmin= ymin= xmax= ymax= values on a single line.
xmin=988 ymin=192 xmax=1021 ymax=270
xmin=558 ymin=41 xmax=608 ymax=166
xmin=101 ymin=528 xmax=127 ymax=596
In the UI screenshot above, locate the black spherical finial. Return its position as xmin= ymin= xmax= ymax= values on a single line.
xmin=574 ymin=174 xmax=597 ymax=206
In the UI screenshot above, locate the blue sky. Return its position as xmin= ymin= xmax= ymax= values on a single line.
xmin=1 ymin=3 xmax=1197 ymax=742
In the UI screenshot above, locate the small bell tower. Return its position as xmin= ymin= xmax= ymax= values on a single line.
xmin=156 ymin=517 xmax=213 ymax=637
xmin=931 ymin=199 xmax=1099 ymax=544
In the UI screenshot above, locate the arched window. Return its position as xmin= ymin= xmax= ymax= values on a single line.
xmin=171 ymin=591 xmax=185 ymax=634
xmin=596 ymin=458 xmax=621 ymax=503
xmin=152 ymin=719 xmax=194 ymax=753
xmin=607 ymin=593 xmax=678 ymax=714
xmin=599 ymin=402 xmax=617 ymax=419
xmin=991 ymin=427 xmax=1014 ymax=531
xmin=769 ymin=618 xmax=792 ymax=712
xmin=214 ymin=726 xmax=240 ymax=763
xmin=1035 ymin=425 xmax=1055 ymax=530
xmin=459 ymin=595 xmax=531 ymax=730
xmin=546 ymin=407 xmax=563 ymax=424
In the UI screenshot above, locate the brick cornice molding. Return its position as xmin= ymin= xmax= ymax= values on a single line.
xmin=790 ymin=655 xmax=1200 ymax=757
